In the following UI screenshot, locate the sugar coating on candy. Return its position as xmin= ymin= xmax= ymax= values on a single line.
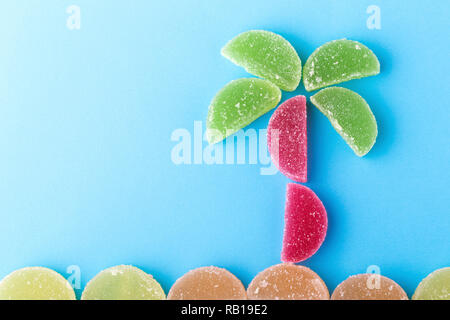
xmin=281 ymin=183 xmax=327 ymax=263
xmin=413 ymin=267 xmax=450 ymax=300
xmin=206 ymin=78 xmax=281 ymax=144
xmin=167 ymin=266 xmax=246 ymax=300
xmin=0 ymin=267 xmax=75 ymax=300
xmin=267 ymin=95 xmax=307 ymax=182
xmin=221 ymin=30 xmax=302 ymax=91
xmin=81 ymin=265 xmax=165 ymax=300
xmin=303 ymin=39 xmax=380 ymax=91
xmin=247 ymin=264 xmax=329 ymax=300
xmin=311 ymin=87 xmax=377 ymax=156
xmin=331 ymin=274 xmax=408 ymax=300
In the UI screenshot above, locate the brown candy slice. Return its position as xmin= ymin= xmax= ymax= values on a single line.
xmin=331 ymin=273 xmax=408 ymax=300
xmin=168 ymin=266 xmax=247 ymax=300
xmin=247 ymin=263 xmax=329 ymax=300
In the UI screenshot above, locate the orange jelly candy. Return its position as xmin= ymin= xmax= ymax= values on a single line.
xmin=331 ymin=274 xmax=408 ymax=300
xmin=167 ymin=266 xmax=247 ymax=300
xmin=247 ymin=264 xmax=329 ymax=300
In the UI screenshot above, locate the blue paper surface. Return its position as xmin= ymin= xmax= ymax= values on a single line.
xmin=0 ymin=0 xmax=448 ymax=298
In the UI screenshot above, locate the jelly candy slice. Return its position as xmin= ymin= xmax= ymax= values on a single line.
xmin=167 ymin=266 xmax=246 ymax=300
xmin=331 ymin=274 xmax=408 ymax=300
xmin=413 ymin=267 xmax=450 ymax=300
xmin=247 ymin=264 xmax=329 ymax=300
xmin=303 ymin=39 xmax=380 ymax=91
xmin=0 ymin=267 xmax=75 ymax=300
xmin=310 ymin=87 xmax=377 ymax=156
xmin=206 ymin=78 xmax=281 ymax=144
xmin=81 ymin=265 xmax=165 ymax=300
xmin=267 ymin=95 xmax=307 ymax=182
xmin=281 ymin=183 xmax=327 ymax=263
xmin=221 ymin=30 xmax=302 ymax=91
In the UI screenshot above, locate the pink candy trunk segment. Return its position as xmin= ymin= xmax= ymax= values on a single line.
xmin=267 ymin=95 xmax=307 ymax=182
xmin=281 ymin=183 xmax=328 ymax=263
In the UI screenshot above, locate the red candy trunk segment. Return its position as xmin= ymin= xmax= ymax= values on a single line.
xmin=267 ymin=95 xmax=307 ymax=182
xmin=281 ymin=183 xmax=328 ymax=263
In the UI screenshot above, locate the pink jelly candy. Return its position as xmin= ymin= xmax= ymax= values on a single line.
xmin=267 ymin=95 xmax=307 ymax=182
xmin=281 ymin=183 xmax=328 ymax=263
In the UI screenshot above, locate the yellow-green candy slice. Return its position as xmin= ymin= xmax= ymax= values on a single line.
xmin=0 ymin=267 xmax=75 ymax=300
xmin=303 ymin=39 xmax=380 ymax=92
xmin=413 ymin=267 xmax=450 ymax=300
xmin=206 ymin=78 xmax=281 ymax=144
xmin=310 ymin=87 xmax=377 ymax=156
xmin=222 ymin=30 xmax=302 ymax=91
xmin=81 ymin=265 xmax=165 ymax=300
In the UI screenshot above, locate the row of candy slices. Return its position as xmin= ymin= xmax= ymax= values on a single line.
xmin=0 ymin=264 xmax=448 ymax=300
xmin=207 ymin=30 xmax=379 ymax=163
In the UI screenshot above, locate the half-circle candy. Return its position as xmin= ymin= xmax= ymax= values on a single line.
xmin=0 ymin=267 xmax=75 ymax=300
xmin=206 ymin=78 xmax=281 ymax=144
xmin=303 ymin=39 xmax=380 ymax=92
xmin=331 ymin=274 xmax=408 ymax=300
xmin=281 ymin=183 xmax=328 ymax=263
xmin=81 ymin=265 xmax=165 ymax=300
xmin=222 ymin=30 xmax=302 ymax=91
xmin=413 ymin=267 xmax=450 ymax=300
xmin=247 ymin=264 xmax=329 ymax=300
xmin=267 ymin=95 xmax=307 ymax=182
xmin=168 ymin=266 xmax=247 ymax=300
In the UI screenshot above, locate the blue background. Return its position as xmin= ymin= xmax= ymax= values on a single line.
xmin=0 ymin=0 xmax=448 ymax=298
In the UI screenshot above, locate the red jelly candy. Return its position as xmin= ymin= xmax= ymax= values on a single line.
xmin=267 ymin=95 xmax=307 ymax=182
xmin=281 ymin=183 xmax=328 ymax=263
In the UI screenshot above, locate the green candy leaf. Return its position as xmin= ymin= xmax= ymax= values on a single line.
xmin=222 ymin=30 xmax=301 ymax=91
xmin=206 ymin=78 xmax=281 ymax=144
xmin=311 ymin=87 xmax=377 ymax=156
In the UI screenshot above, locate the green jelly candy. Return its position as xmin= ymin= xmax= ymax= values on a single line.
xmin=310 ymin=87 xmax=377 ymax=156
xmin=206 ymin=78 xmax=281 ymax=144
xmin=413 ymin=267 xmax=450 ymax=300
xmin=0 ymin=267 xmax=75 ymax=300
xmin=81 ymin=265 xmax=165 ymax=300
xmin=221 ymin=30 xmax=302 ymax=91
xmin=303 ymin=39 xmax=380 ymax=92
